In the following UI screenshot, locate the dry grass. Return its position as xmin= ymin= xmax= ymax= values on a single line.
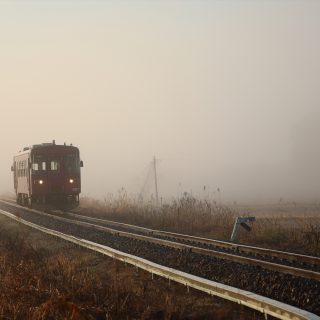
xmin=239 ymin=215 xmax=320 ymax=255
xmin=0 ymin=226 xmax=254 ymax=320
xmin=0 ymin=233 xmax=103 ymax=319
xmin=80 ymin=191 xmax=236 ymax=239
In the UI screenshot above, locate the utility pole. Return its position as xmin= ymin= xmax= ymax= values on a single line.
xmin=153 ymin=156 xmax=159 ymax=205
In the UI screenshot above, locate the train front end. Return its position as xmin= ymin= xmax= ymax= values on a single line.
xmin=30 ymin=143 xmax=83 ymax=209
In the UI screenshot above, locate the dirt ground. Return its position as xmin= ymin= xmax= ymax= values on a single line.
xmin=0 ymin=214 xmax=265 ymax=320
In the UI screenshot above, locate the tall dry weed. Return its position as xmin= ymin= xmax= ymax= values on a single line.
xmin=80 ymin=192 xmax=236 ymax=239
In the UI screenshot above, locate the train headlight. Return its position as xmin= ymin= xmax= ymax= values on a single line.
xmin=69 ymin=179 xmax=74 ymax=184
xmin=39 ymin=180 xmax=44 ymax=185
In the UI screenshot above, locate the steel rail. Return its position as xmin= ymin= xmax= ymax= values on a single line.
xmin=0 ymin=199 xmax=319 ymax=281
xmin=0 ymin=208 xmax=318 ymax=320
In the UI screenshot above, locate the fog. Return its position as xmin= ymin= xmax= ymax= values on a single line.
xmin=1 ymin=1 xmax=320 ymax=203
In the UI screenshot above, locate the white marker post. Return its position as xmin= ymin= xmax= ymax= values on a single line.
xmin=230 ymin=216 xmax=256 ymax=242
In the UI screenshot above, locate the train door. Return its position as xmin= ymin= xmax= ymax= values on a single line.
xmin=27 ymin=157 xmax=31 ymax=197
xmin=13 ymin=160 xmax=17 ymax=191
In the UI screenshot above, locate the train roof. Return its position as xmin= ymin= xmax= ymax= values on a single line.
xmin=15 ymin=141 xmax=79 ymax=156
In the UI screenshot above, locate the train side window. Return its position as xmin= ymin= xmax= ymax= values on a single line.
xmin=32 ymin=163 xmax=39 ymax=171
xmin=51 ymin=160 xmax=59 ymax=171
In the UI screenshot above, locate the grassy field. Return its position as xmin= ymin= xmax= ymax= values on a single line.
xmin=78 ymin=193 xmax=320 ymax=256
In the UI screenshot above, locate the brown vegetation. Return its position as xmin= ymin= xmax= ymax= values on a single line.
xmin=80 ymin=191 xmax=236 ymax=239
xmin=240 ymin=215 xmax=320 ymax=256
xmin=0 ymin=222 xmax=256 ymax=320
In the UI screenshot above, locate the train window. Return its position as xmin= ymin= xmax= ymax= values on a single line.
xmin=51 ymin=160 xmax=60 ymax=171
xmin=65 ymin=154 xmax=79 ymax=172
xmin=32 ymin=163 xmax=39 ymax=171
xmin=42 ymin=162 xmax=46 ymax=171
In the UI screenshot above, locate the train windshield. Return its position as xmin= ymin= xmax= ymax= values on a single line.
xmin=32 ymin=153 xmax=79 ymax=173
xmin=32 ymin=155 xmax=47 ymax=173
xmin=50 ymin=160 xmax=60 ymax=172
xmin=64 ymin=154 xmax=80 ymax=173
xmin=32 ymin=155 xmax=60 ymax=173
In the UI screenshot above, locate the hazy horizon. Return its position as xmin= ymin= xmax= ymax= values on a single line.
xmin=1 ymin=1 xmax=320 ymax=204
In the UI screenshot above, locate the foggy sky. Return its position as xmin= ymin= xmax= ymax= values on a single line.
xmin=1 ymin=1 xmax=320 ymax=203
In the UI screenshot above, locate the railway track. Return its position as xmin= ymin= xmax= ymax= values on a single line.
xmin=3 ymin=198 xmax=319 ymax=276
xmin=1 ymin=199 xmax=319 ymax=280
xmin=67 ymin=209 xmax=320 ymax=273
xmin=0 ymin=199 xmax=319 ymax=319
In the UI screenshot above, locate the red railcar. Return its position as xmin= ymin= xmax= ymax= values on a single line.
xmin=11 ymin=141 xmax=83 ymax=209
